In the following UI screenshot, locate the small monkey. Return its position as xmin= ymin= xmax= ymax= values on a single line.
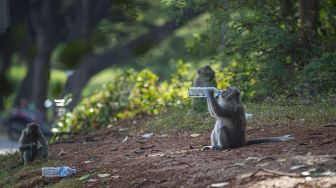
xmin=19 ymin=123 xmax=48 ymax=164
xmin=192 ymin=66 xmax=217 ymax=112
xmin=202 ymin=87 xmax=294 ymax=150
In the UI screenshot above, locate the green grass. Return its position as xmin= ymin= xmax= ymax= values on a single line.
xmin=145 ymin=101 xmax=215 ymax=135
xmin=145 ymin=96 xmax=336 ymax=134
xmin=0 ymin=152 xmax=81 ymax=188
xmin=246 ymin=97 xmax=336 ymax=128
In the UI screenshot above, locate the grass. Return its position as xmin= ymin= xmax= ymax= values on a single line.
xmin=145 ymin=105 xmax=215 ymax=135
xmin=145 ymin=96 xmax=336 ymax=134
xmin=246 ymin=97 xmax=336 ymax=129
xmin=0 ymin=152 xmax=81 ymax=188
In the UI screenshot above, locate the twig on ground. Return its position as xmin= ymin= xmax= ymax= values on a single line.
xmin=250 ymin=168 xmax=300 ymax=178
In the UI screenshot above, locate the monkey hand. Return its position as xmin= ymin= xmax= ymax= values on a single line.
xmin=206 ymin=89 xmax=214 ymax=97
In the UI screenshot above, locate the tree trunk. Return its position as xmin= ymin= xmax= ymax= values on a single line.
xmin=14 ymin=36 xmax=53 ymax=112
xmin=299 ymin=0 xmax=319 ymax=44
xmin=31 ymin=37 xmax=53 ymax=111
xmin=14 ymin=0 xmax=58 ymax=113
xmin=0 ymin=52 xmax=12 ymax=111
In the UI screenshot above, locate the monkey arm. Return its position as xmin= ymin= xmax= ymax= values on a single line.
xmin=207 ymin=92 xmax=237 ymax=117
xmin=37 ymin=129 xmax=48 ymax=149
xmin=19 ymin=144 xmax=32 ymax=151
xmin=207 ymin=96 xmax=216 ymax=117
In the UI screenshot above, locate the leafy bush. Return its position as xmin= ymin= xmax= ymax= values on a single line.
xmin=55 ymin=60 xmax=193 ymax=132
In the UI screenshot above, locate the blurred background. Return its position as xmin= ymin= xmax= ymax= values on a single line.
xmin=0 ymin=0 xmax=335 ymax=153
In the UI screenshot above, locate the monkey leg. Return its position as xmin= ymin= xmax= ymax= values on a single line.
xmin=20 ymin=150 xmax=24 ymax=164
xmin=23 ymin=149 xmax=33 ymax=165
xmin=216 ymin=127 xmax=229 ymax=149
xmin=201 ymin=130 xmax=217 ymax=151
xmin=201 ymin=130 xmax=218 ymax=151
xmin=37 ymin=147 xmax=48 ymax=159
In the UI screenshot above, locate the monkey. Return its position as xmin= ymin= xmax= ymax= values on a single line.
xmin=192 ymin=65 xmax=217 ymax=112
xmin=19 ymin=123 xmax=48 ymax=164
xmin=202 ymin=86 xmax=294 ymax=150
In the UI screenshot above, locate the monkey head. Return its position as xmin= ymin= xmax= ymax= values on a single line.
xmin=222 ymin=86 xmax=241 ymax=102
xmin=197 ymin=66 xmax=215 ymax=78
xmin=27 ymin=123 xmax=39 ymax=136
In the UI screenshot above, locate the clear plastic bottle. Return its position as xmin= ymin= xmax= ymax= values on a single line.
xmin=188 ymin=87 xmax=222 ymax=98
xmin=41 ymin=166 xmax=76 ymax=177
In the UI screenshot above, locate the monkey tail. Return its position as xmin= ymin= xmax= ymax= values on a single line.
xmin=246 ymin=135 xmax=295 ymax=145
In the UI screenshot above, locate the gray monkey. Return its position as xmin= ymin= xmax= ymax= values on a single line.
xmin=19 ymin=123 xmax=48 ymax=164
xmin=192 ymin=66 xmax=217 ymax=112
xmin=202 ymin=86 xmax=294 ymax=150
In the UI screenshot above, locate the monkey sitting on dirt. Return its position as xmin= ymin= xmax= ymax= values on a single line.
xmin=202 ymin=86 xmax=294 ymax=150
xmin=19 ymin=123 xmax=48 ymax=164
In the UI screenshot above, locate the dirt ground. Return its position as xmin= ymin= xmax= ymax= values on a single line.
xmin=48 ymin=119 xmax=336 ymax=188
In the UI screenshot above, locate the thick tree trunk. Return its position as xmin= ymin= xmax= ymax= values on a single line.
xmin=14 ymin=0 xmax=58 ymax=113
xmin=299 ymin=0 xmax=319 ymax=44
xmin=14 ymin=37 xmax=53 ymax=112
xmin=0 ymin=53 xmax=12 ymax=110
xmin=31 ymin=37 xmax=53 ymax=111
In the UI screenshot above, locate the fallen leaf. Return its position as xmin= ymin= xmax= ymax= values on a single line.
xmin=234 ymin=162 xmax=246 ymax=166
xmin=87 ymin=179 xmax=97 ymax=183
xmin=245 ymin=157 xmax=259 ymax=161
xmin=290 ymin=165 xmax=306 ymax=170
xmin=210 ymin=182 xmax=229 ymax=187
xmin=122 ymin=136 xmax=128 ymax=143
xmin=98 ymin=173 xmax=110 ymax=178
xmin=79 ymin=174 xmax=90 ymax=181
xmin=277 ymin=157 xmax=288 ymax=162
xmin=141 ymin=133 xmax=154 ymax=139
xmin=190 ymin=134 xmax=201 ymax=138
xmin=158 ymin=134 xmax=168 ymax=138
xmin=111 ymin=175 xmax=120 ymax=180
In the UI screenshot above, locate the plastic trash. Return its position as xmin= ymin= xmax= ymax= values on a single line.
xmin=245 ymin=112 xmax=253 ymax=120
xmin=188 ymin=87 xmax=223 ymax=98
xmin=41 ymin=166 xmax=76 ymax=177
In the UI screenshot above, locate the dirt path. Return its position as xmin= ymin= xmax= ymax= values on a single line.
xmin=48 ymin=120 xmax=336 ymax=188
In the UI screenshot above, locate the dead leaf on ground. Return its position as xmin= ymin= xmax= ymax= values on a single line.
xmin=98 ymin=173 xmax=111 ymax=178
xmin=190 ymin=134 xmax=201 ymax=138
xmin=122 ymin=136 xmax=128 ymax=143
xmin=210 ymin=182 xmax=229 ymax=187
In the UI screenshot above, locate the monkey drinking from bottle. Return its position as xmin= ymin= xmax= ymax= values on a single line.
xmin=202 ymin=86 xmax=294 ymax=150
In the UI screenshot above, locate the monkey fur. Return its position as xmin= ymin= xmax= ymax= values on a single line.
xmin=19 ymin=123 xmax=48 ymax=164
xmin=192 ymin=66 xmax=217 ymax=112
xmin=202 ymin=86 xmax=294 ymax=150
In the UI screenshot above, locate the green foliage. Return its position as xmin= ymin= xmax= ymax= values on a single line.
xmin=58 ymin=39 xmax=92 ymax=69
xmin=56 ymin=60 xmax=193 ymax=132
xmin=165 ymin=0 xmax=336 ymax=99
xmin=299 ymin=52 xmax=336 ymax=81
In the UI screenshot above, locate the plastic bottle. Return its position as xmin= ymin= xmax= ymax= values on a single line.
xmin=188 ymin=87 xmax=222 ymax=98
xmin=41 ymin=166 xmax=76 ymax=177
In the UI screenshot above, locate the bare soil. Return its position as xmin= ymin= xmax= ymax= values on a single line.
xmin=48 ymin=119 xmax=336 ymax=188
